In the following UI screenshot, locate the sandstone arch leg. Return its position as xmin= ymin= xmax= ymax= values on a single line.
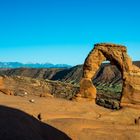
xmin=78 ymin=48 xmax=106 ymax=99
xmin=78 ymin=43 xmax=140 ymax=107
xmin=79 ymin=78 xmax=96 ymax=99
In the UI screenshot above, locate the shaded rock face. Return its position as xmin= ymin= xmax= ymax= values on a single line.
xmin=79 ymin=43 xmax=140 ymax=106
xmin=0 ymin=105 xmax=71 ymax=140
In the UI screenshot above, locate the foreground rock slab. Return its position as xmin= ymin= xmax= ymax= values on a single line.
xmin=0 ymin=94 xmax=140 ymax=140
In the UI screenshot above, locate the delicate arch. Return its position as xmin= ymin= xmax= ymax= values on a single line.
xmin=79 ymin=43 xmax=140 ymax=106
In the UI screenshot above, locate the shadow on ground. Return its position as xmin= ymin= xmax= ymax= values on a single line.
xmin=0 ymin=105 xmax=71 ymax=140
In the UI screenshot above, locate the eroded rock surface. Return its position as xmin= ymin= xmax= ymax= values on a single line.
xmin=0 ymin=76 xmax=79 ymax=100
xmin=79 ymin=43 xmax=140 ymax=106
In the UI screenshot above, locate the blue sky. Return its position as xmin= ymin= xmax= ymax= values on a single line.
xmin=0 ymin=0 xmax=140 ymax=65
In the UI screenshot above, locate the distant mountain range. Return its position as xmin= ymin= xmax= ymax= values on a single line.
xmin=0 ymin=62 xmax=71 ymax=68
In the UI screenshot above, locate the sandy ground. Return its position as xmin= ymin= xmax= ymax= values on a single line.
xmin=0 ymin=93 xmax=140 ymax=140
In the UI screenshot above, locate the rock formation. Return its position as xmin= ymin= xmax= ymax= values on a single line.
xmin=79 ymin=43 xmax=140 ymax=106
xmin=0 ymin=76 xmax=79 ymax=100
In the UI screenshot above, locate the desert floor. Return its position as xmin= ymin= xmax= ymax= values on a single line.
xmin=0 ymin=93 xmax=140 ymax=140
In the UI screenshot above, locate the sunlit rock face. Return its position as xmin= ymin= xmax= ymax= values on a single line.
xmin=79 ymin=43 xmax=140 ymax=106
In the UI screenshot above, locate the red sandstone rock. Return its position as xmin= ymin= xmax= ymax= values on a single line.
xmin=79 ymin=43 xmax=140 ymax=105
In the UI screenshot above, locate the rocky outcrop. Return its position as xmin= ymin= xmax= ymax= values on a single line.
xmin=79 ymin=43 xmax=140 ymax=106
xmin=0 ymin=76 xmax=79 ymax=100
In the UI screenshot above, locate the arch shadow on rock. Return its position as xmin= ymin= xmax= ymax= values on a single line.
xmin=0 ymin=105 xmax=71 ymax=140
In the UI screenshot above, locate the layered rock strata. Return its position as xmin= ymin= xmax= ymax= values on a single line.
xmin=79 ymin=43 xmax=140 ymax=105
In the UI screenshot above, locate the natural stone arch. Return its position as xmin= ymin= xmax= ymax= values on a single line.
xmin=79 ymin=43 xmax=140 ymax=106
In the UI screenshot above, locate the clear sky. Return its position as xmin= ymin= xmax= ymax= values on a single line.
xmin=0 ymin=0 xmax=140 ymax=65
